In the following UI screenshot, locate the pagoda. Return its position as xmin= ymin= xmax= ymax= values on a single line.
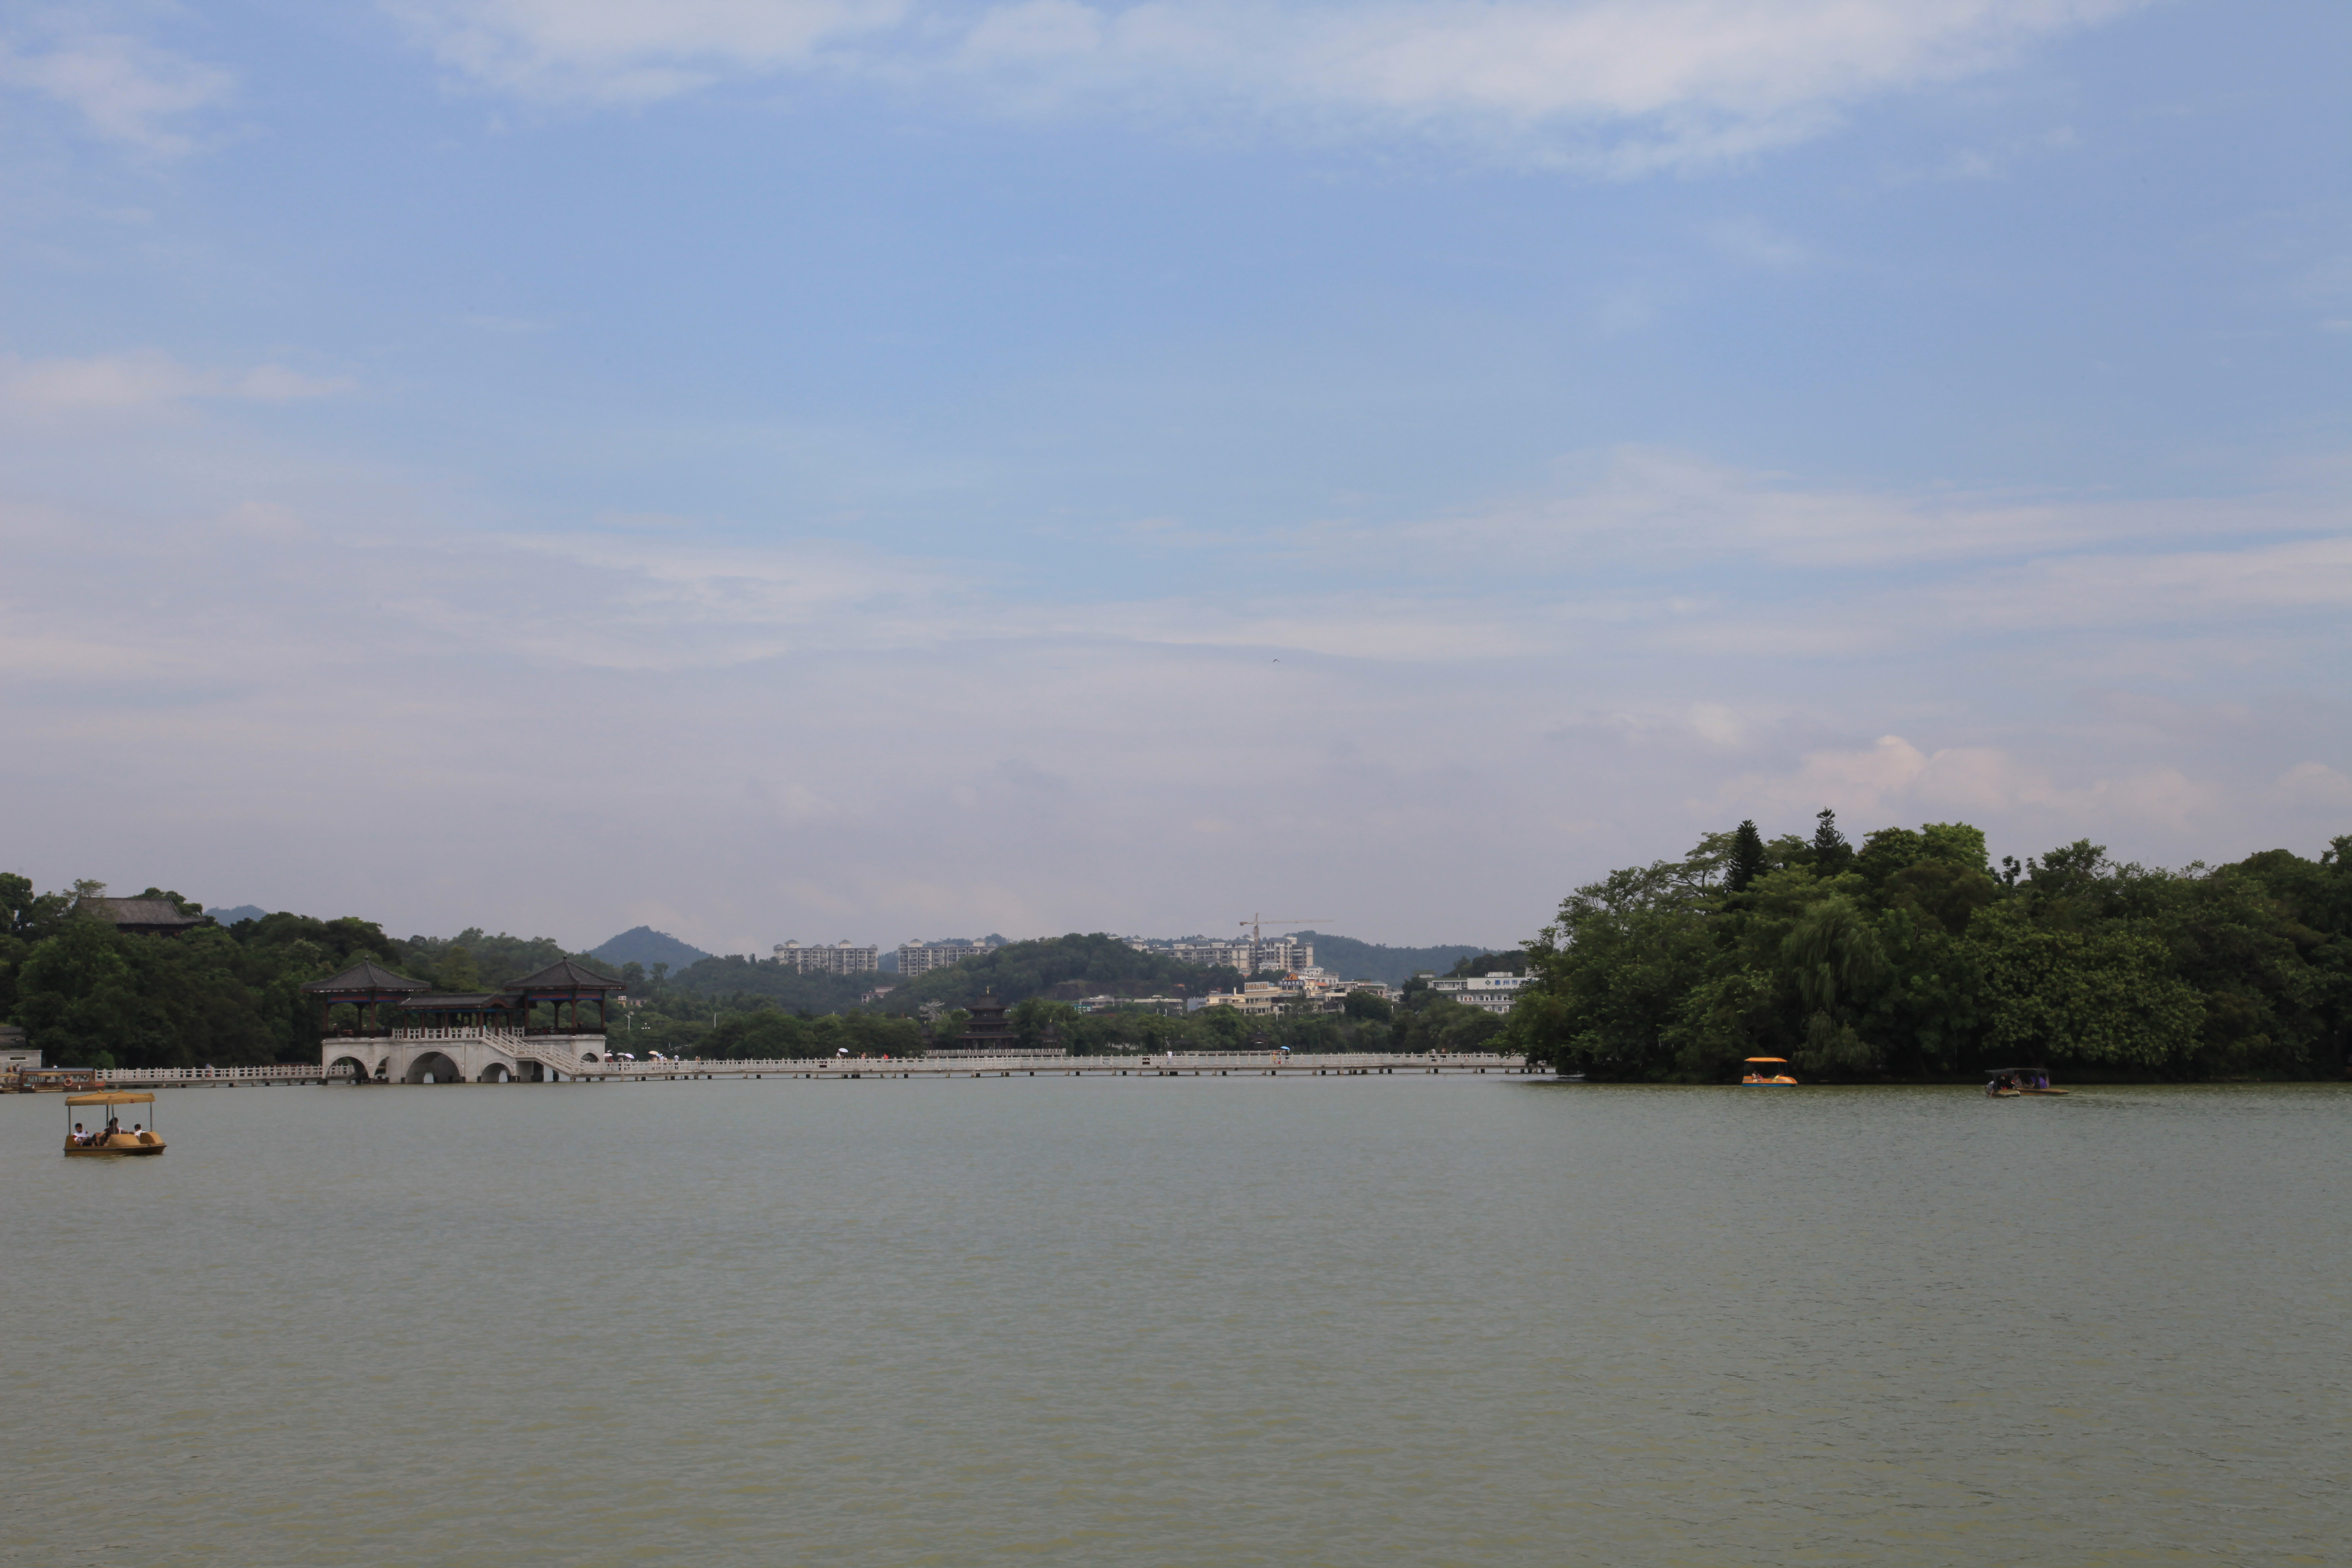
xmin=937 ymin=991 xmax=1064 ymax=1057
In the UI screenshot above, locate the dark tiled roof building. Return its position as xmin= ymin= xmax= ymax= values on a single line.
xmin=83 ymin=897 xmax=206 ymax=937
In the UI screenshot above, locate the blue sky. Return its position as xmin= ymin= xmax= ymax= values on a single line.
xmin=2 ymin=0 xmax=2345 ymax=953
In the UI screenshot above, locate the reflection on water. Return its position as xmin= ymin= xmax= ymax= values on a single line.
xmin=3 ymin=1078 xmax=2344 ymax=1565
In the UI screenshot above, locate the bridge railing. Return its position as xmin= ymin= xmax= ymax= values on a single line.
xmin=88 ymin=1053 xmax=1529 ymax=1086
xmin=560 ymin=1051 xmax=1529 ymax=1075
xmin=98 ymin=1063 xmax=353 ymax=1083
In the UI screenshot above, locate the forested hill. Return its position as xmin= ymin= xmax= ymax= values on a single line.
xmin=877 ymin=934 xmax=1242 ymax=1012
xmin=1505 ymin=818 xmax=2352 ymax=1083
xmin=590 ymin=926 xmax=711 ymax=970
xmin=660 ymin=954 xmax=881 ymax=1013
xmin=1292 ymin=932 xmax=1490 ymax=985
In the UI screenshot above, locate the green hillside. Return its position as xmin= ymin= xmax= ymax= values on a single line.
xmin=878 ymin=934 xmax=1240 ymax=1012
xmin=1290 ymin=931 xmax=1490 ymax=985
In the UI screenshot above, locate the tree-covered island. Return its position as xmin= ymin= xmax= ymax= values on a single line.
xmin=1502 ymin=816 xmax=2352 ymax=1083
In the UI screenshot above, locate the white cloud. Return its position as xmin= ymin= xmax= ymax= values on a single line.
xmin=391 ymin=0 xmax=910 ymax=102
xmin=2273 ymin=761 xmax=2352 ymax=810
xmin=1718 ymin=735 xmax=2228 ymax=835
xmin=0 ymin=30 xmax=232 ymax=154
xmin=395 ymin=0 xmax=2143 ymax=167
xmin=2 ymin=421 xmax=2342 ymax=947
xmin=0 ymin=351 xmax=352 ymax=415
xmin=1307 ymin=447 xmax=2348 ymax=578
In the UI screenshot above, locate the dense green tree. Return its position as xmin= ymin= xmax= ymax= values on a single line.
xmin=1782 ymin=896 xmax=1883 ymax=1073
xmin=1444 ymin=950 xmax=1530 ymax=977
xmin=1725 ymin=820 xmax=1767 ymax=894
xmin=1810 ymin=808 xmax=1854 ymax=874
xmin=1507 ymin=823 xmax=2352 ymax=1083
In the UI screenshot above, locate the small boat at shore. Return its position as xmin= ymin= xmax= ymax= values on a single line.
xmin=63 ymin=1091 xmax=167 ymax=1156
xmin=1742 ymin=1057 xmax=1798 ymax=1086
xmin=1984 ymin=1067 xmax=2068 ymax=1098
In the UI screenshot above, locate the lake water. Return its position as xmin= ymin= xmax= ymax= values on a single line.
xmin=4 ymin=1077 xmax=2344 ymax=1565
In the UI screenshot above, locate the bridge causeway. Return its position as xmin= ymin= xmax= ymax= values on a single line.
xmin=77 ymin=1047 xmax=1537 ymax=1088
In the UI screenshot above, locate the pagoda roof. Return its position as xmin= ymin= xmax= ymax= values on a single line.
xmin=396 ymin=993 xmax=513 ymax=1010
xmin=84 ymin=897 xmax=205 ymax=931
xmin=505 ymin=959 xmax=627 ymax=993
xmin=302 ymin=960 xmax=430 ymax=995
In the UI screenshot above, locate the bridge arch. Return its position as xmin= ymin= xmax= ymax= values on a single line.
xmin=327 ymin=1055 xmax=369 ymax=1082
xmin=404 ymin=1051 xmax=462 ymax=1085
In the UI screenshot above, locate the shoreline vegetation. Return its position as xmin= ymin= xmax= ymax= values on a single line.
xmin=1501 ymin=816 xmax=2352 ymax=1084
xmin=8 ymin=814 xmax=2347 ymax=1082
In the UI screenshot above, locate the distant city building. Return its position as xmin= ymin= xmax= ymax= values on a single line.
xmin=1430 ymin=972 xmax=1532 ymax=1014
xmin=1073 ymin=995 xmax=1190 ymax=1016
xmin=860 ymin=985 xmax=896 ymax=1006
xmin=1203 ymin=972 xmax=1395 ymax=1016
xmin=773 ymin=940 xmax=878 ymax=975
xmin=1200 ymin=981 xmax=1291 ymax=1017
xmin=1125 ymin=936 xmax=1313 ymax=974
xmin=896 ymin=938 xmax=1001 ymax=977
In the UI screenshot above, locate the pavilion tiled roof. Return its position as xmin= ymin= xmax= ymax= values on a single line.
xmin=505 ymin=959 xmax=627 ymax=993
xmin=301 ymin=960 xmax=430 ymax=995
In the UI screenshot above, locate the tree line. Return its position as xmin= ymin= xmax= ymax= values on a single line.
xmin=3 ymin=880 xmax=418 ymax=1069
xmin=0 ymin=892 xmax=1303 ymax=1067
xmin=1501 ymin=815 xmax=2352 ymax=1082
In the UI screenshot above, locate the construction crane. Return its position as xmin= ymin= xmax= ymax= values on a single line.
xmin=1237 ymin=914 xmax=1328 ymax=974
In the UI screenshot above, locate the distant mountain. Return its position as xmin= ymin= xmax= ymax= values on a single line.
xmin=590 ymin=926 xmax=713 ymax=970
xmin=207 ymin=905 xmax=269 ymax=925
xmin=1287 ymin=931 xmax=1494 ymax=986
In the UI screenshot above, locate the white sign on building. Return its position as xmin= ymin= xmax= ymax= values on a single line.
xmin=1429 ymin=972 xmax=1531 ymax=1014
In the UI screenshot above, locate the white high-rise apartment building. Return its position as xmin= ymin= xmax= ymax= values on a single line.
xmin=1126 ymin=937 xmax=1315 ymax=974
xmin=773 ymin=940 xmax=879 ymax=975
xmin=896 ymin=941 xmax=998 ymax=977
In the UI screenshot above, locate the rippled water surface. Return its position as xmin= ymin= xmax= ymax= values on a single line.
xmin=4 ymin=1077 xmax=2346 ymax=1565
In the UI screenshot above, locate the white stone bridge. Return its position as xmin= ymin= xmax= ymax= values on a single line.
xmin=311 ymin=1035 xmax=1536 ymax=1084
xmin=321 ymin=1027 xmax=613 ymax=1084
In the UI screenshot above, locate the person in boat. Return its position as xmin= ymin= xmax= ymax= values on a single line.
xmin=70 ymin=1121 xmax=87 ymax=1145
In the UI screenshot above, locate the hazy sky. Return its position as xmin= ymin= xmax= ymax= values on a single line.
xmin=2 ymin=0 xmax=2345 ymax=954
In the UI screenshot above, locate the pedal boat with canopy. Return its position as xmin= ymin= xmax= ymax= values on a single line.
xmin=1984 ymin=1067 xmax=2068 ymax=1098
xmin=63 ymin=1092 xmax=167 ymax=1156
xmin=1741 ymin=1057 xmax=1798 ymax=1085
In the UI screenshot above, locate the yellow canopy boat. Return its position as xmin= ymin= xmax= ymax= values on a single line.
xmin=63 ymin=1091 xmax=166 ymax=1157
xmin=1741 ymin=1057 xmax=1798 ymax=1086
